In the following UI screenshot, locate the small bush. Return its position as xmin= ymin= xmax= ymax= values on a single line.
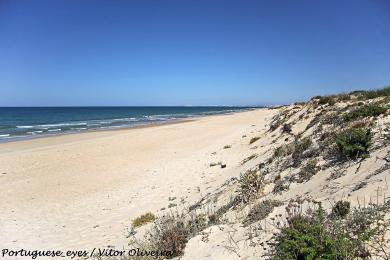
xmin=343 ymin=104 xmax=387 ymax=122
xmin=273 ymin=179 xmax=289 ymax=194
xmin=243 ymin=200 xmax=282 ymax=226
xmin=281 ymin=123 xmax=292 ymax=134
xmin=271 ymin=201 xmax=390 ymax=259
xmin=238 ymin=170 xmax=264 ymax=203
xmin=318 ymin=96 xmax=332 ymax=105
xmin=291 ymin=137 xmax=313 ymax=166
xmin=317 ymin=95 xmax=336 ymax=105
xmin=209 ymin=162 xmax=222 ymax=167
xmin=335 ymin=127 xmax=372 ymax=159
xmin=137 ymin=212 xmax=215 ymax=259
xmin=331 ymin=200 xmax=350 ymax=218
xmin=146 ymin=214 xmax=189 ymax=258
xmin=273 ymin=205 xmax=349 ymax=259
xmin=321 ymin=112 xmax=343 ymax=125
xmin=249 ymin=136 xmax=260 ymax=144
xmin=223 ymin=145 xmax=231 ymax=149
xmin=273 ymin=144 xmax=294 ymax=158
xmin=297 ymin=159 xmax=319 ymax=183
xmin=132 ymin=212 xmax=156 ymax=228
xmin=168 ymin=203 xmax=177 ymax=208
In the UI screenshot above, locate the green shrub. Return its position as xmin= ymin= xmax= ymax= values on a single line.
xmin=273 ymin=206 xmax=352 ymax=259
xmin=272 ymin=201 xmax=390 ymax=259
xmin=331 ymin=200 xmax=350 ymax=218
xmin=335 ymin=128 xmax=372 ymax=159
xmin=343 ymin=104 xmax=387 ymax=122
xmin=132 ymin=212 xmax=156 ymax=228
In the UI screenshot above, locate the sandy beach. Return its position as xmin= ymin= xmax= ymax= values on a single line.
xmin=0 ymin=109 xmax=273 ymax=252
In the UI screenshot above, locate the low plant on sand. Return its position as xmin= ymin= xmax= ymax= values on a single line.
xmin=238 ymin=170 xmax=264 ymax=203
xmin=343 ymin=104 xmax=387 ymax=122
xmin=243 ymin=200 xmax=282 ymax=226
xmin=132 ymin=212 xmax=156 ymax=228
xmin=271 ymin=200 xmax=390 ymax=259
xmin=297 ymin=159 xmax=319 ymax=183
xmin=335 ymin=127 xmax=372 ymax=160
xmin=130 ymin=212 xmax=216 ymax=259
xmin=249 ymin=136 xmax=260 ymax=144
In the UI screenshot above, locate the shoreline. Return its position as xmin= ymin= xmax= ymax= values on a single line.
xmin=0 ymin=108 xmax=259 ymax=145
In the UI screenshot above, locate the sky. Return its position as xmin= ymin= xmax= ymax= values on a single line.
xmin=0 ymin=0 xmax=389 ymax=106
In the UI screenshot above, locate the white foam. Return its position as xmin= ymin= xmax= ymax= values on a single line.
xmin=48 ymin=129 xmax=61 ymax=132
xmin=38 ymin=122 xmax=87 ymax=128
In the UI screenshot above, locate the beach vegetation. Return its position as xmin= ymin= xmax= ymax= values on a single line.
xmin=343 ymin=104 xmax=387 ymax=122
xmin=331 ymin=200 xmax=350 ymax=219
xmin=132 ymin=212 xmax=156 ymax=228
xmin=168 ymin=203 xmax=177 ymax=208
xmin=209 ymin=162 xmax=222 ymax=167
xmin=271 ymin=200 xmax=390 ymax=259
xmin=130 ymin=212 xmax=217 ymax=259
xmin=241 ymin=154 xmax=256 ymax=165
xmin=249 ymin=136 xmax=260 ymax=144
xmin=297 ymin=159 xmax=319 ymax=183
xmin=273 ymin=178 xmax=289 ymax=194
xmin=243 ymin=200 xmax=282 ymax=226
xmin=317 ymin=96 xmax=334 ymax=105
xmin=281 ymin=123 xmax=292 ymax=134
xmin=335 ymin=127 xmax=372 ymax=160
xmin=238 ymin=169 xmax=264 ymax=203
xmin=352 ymin=86 xmax=390 ymax=100
xmin=291 ymin=137 xmax=314 ymax=166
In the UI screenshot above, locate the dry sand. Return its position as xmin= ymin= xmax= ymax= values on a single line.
xmin=0 ymin=109 xmax=274 ymax=252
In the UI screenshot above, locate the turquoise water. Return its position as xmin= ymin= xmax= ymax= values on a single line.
xmin=0 ymin=107 xmax=255 ymax=142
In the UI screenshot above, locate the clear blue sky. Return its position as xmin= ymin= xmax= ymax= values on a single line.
xmin=0 ymin=0 xmax=389 ymax=106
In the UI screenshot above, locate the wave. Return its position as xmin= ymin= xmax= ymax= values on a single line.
xmin=0 ymin=134 xmax=10 ymax=138
xmin=27 ymin=131 xmax=44 ymax=135
xmin=48 ymin=129 xmax=61 ymax=132
xmin=38 ymin=122 xmax=87 ymax=128
xmin=112 ymin=117 xmax=138 ymax=121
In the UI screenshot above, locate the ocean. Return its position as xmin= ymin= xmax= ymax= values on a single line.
xmin=0 ymin=106 xmax=255 ymax=142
